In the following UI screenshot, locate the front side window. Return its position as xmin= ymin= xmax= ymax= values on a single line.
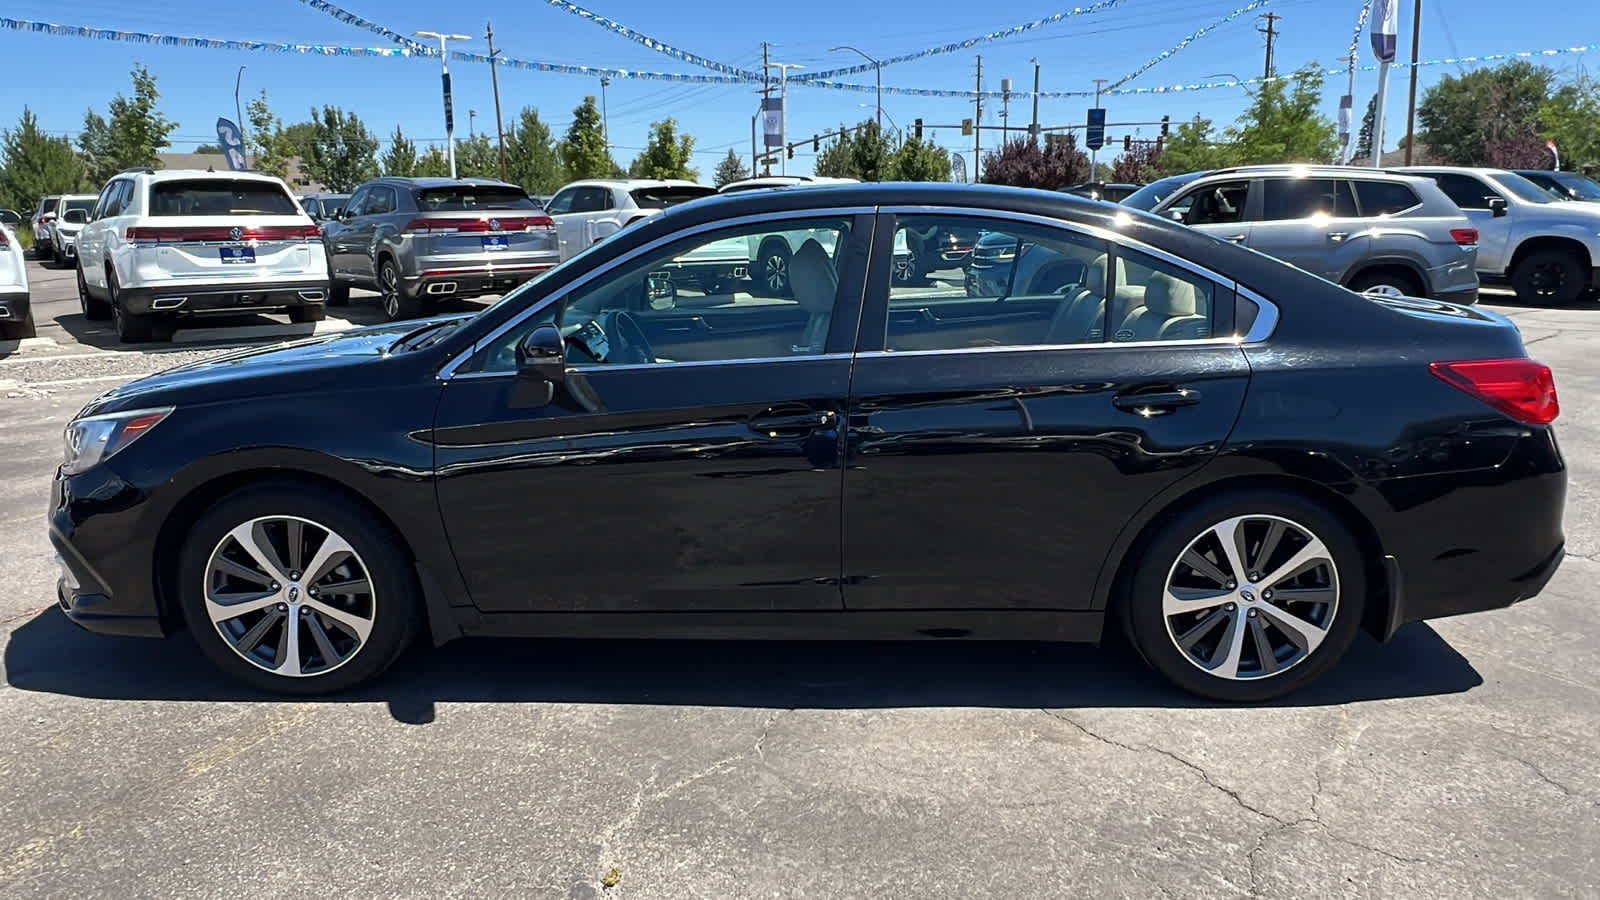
xmin=1487 ymin=173 xmax=1555 ymax=204
xmin=1354 ymin=180 xmax=1421 ymax=215
xmin=344 ymin=187 xmax=371 ymax=218
xmin=544 ymin=188 xmax=577 ymax=214
xmin=1552 ymin=172 xmax=1600 ymax=201
xmin=474 ymin=217 xmax=854 ymax=374
xmin=1430 ymin=173 xmax=1499 ymax=210
xmin=1110 ymin=249 xmax=1215 ymax=343
xmin=1175 ymin=180 xmax=1251 ymax=225
xmin=148 ymin=179 xmax=298 ymax=216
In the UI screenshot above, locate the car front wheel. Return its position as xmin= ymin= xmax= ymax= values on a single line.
xmin=1511 ymin=250 xmax=1584 ymax=306
xmin=177 ymin=482 xmax=421 ymax=695
xmin=1123 ymin=489 xmax=1365 ymax=702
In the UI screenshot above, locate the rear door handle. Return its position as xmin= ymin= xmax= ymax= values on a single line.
xmin=1112 ymin=388 xmax=1203 ymax=414
xmin=1224 ymin=234 xmax=1247 ymax=243
xmin=1328 ymin=231 xmax=1349 ymax=243
xmin=749 ymin=409 xmax=838 ymax=436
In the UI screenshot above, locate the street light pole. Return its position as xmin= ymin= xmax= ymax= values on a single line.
xmin=830 ymin=46 xmax=881 ymax=134
xmin=415 ymin=30 xmax=472 ymax=179
xmin=1030 ymin=58 xmax=1041 ymax=145
xmin=234 ymin=66 xmax=248 ymax=167
xmin=486 ymin=22 xmax=508 ymax=181
xmin=600 ymin=76 xmax=611 ymax=158
xmin=765 ymin=61 xmax=803 ymax=175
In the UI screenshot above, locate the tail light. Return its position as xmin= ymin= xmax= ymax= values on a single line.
xmin=125 ymin=225 xmax=321 ymax=243
xmin=1430 ymin=358 xmax=1559 ymax=425
xmin=0 ymin=231 xmax=9 ymax=248
xmin=1450 ymin=228 xmax=1479 ymax=246
xmin=38 ymin=215 xmax=55 ymax=224
xmin=402 ymin=215 xmax=555 ymax=234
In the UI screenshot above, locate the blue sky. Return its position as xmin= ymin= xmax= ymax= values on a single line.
xmin=3 ymin=0 xmax=1597 ymax=178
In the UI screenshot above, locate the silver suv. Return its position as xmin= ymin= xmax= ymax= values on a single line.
xmin=1394 ymin=166 xmax=1600 ymax=305
xmin=1125 ymin=166 xmax=1480 ymax=302
xmin=322 ymin=177 xmax=560 ymax=320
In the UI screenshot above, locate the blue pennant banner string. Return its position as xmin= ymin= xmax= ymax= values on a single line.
xmin=1106 ymin=0 xmax=1273 ymax=90
xmin=295 ymin=0 xmax=432 ymax=55
xmin=791 ymin=0 xmax=1129 ymax=81
xmin=1347 ymin=0 xmax=1375 ymax=79
xmin=540 ymin=0 xmax=763 ymax=79
xmin=0 ymin=17 xmax=413 ymax=57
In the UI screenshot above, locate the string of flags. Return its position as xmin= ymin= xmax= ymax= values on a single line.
xmin=294 ymin=0 xmax=433 ymax=56
xmin=1106 ymin=0 xmax=1274 ymax=90
xmin=539 ymin=0 xmax=764 ymax=80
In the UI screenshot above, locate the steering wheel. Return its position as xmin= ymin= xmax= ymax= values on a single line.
xmin=597 ymin=309 xmax=654 ymax=364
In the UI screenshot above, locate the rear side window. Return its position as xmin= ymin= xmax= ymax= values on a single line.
xmin=1261 ymin=179 xmax=1353 ymax=220
xmin=149 ymin=179 xmax=298 ymax=216
xmin=1354 ymin=180 xmax=1421 ymax=215
xmin=630 ymin=186 xmax=716 ymax=209
xmin=416 ymin=186 xmax=536 ymax=211
xmin=365 ymin=187 xmax=398 ymax=215
xmin=1429 ymin=173 xmax=1498 ymax=210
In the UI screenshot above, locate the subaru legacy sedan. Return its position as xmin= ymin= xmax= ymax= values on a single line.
xmin=49 ymin=183 xmax=1565 ymax=701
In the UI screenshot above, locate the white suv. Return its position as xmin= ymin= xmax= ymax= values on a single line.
xmin=544 ymin=179 xmax=716 ymax=261
xmin=75 ymin=168 xmax=330 ymax=342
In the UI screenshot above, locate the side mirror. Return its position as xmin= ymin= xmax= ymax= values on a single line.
xmin=1488 ymin=197 xmax=1508 ymax=217
xmin=646 ymin=272 xmax=677 ymax=310
xmin=516 ymin=324 xmax=567 ymax=384
xmin=1168 ymin=209 xmax=1186 ymax=223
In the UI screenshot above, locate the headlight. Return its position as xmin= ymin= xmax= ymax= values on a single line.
xmin=61 ymin=407 xmax=173 ymax=475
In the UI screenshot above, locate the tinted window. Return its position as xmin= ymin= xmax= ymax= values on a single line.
xmin=1124 ymin=173 xmax=1202 ymax=211
xmin=39 ymin=198 xmax=59 ymax=215
xmin=630 ymin=186 xmax=716 ymax=209
xmin=1487 ymin=173 xmax=1554 ymax=203
xmin=885 ymin=215 xmax=1110 ymax=350
xmin=149 ymin=179 xmax=298 ymax=216
xmin=416 ymin=185 xmax=535 ymax=211
xmin=366 ymin=187 xmax=398 ymax=215
xmin=1430 ymin=173 xmax=1499 ymax=210
xmin=544 ymin=188 xmax=577 ymax=214
xmin=62 ymin=198 xmax=95 ymax=215
xmin=1354 ymin=180 xmax=1421 ymax=215
xmin=1111 ymin=249 xmax=1214 ymax=343
xmin=1177 ymin=180 xmax=1250 ymax=225
xmin=572 ymin=187 xmax=614 ymax=213
xmin=1553 ymin=172 xmax=1600 ymax=200
xmin=1261 ymin=179 xmax=1344 ymax=220
xmin=319 ymin=197 xmax=350 ymax=216
xmin=476 ymin=217 xmax=854 ymax=373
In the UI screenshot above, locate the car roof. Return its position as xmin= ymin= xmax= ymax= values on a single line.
xmin=58 ymin=194 xmax=99 ymax=200
xmin=371 ymin=177 xmax=519 ymax=189
xmin=1391 ymin=165 xmax=1514 ymax=177
xmin=1198 ymin=164 xmax=1427 ymax=183
xmin=564 ymin=178 xmax=711 ymax=190
xmin=138 ymin=168 xmax=287 ymax=183
xmin=720 ymin=176 xmax=860 ymax=191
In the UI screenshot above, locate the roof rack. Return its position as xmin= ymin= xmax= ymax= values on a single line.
xmin=119 ymin=166 xmax=156 ymax=175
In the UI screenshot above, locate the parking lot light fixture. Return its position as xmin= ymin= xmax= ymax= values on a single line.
xmin=415 ymin=30 xmax=473 ymax=179
xmin=831 ymin=47 xmax=881 ymax=134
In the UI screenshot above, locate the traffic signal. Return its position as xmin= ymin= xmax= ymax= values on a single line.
xmin=788 ymin=145 xmax=795 ymax=159
xmin=961 ymin=118 xmax=973 ymax=136
xmin=914 ymin=118 xmax=924 ymax=140
xmin=1161 ymin=115 xmax=1170 ymax=136
xmin=813 ymin=135 xmax=819 ymax=151
xmin=1123 ymin=135 xmax=1132 ymax=151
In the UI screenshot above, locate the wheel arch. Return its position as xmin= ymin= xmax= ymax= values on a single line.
xmin=1343 ymin=258 xmax=1427 ymax=294
xmin=1093 ymin=472 xmax=1394 ymax=641
xmin=1508 ymin=236 xmax=1592 ymax=277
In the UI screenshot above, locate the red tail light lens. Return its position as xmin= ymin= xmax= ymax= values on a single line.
xmin=403 ymin=216 xmax=555 ymax=234
xmin=1450 ymin=228 xmax=1479 ymax=246
xmin=38 ymin=215 xmax=55 ymax=224
xmin=1430 ymin=358 xmax=1559 ymax=425
xmin=126 ymin=225 xmax=320 ymax=242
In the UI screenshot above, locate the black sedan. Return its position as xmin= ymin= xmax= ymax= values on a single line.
xmin=49 ymin=183 xmax=1566 ymax=701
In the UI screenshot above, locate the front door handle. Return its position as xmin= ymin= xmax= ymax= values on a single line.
xmin=1328 ymin=231 xmax=1349 ymax=243
xmin=1112 ymin=388 xmax=1203 ymax=415
xmin=749 ymin=409 xmax=838 ymax=436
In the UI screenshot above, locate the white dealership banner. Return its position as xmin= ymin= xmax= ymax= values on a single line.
xmin=762 ymin=97 xmax=783 ymax=148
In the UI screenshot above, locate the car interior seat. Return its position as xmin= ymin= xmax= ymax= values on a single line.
xmin=1046 ymin=254 xmax=1108 ymax=343
xmin=790 ymin=238 xmax=838 ymax=353
xmin=1117 ymin=272 xmax=1209 ymax=341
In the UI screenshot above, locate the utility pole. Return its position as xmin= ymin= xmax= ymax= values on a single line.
xmin=1259 ymin=12 xmax=1281 ymax=80
xmin=486 ymin=22 xmax=508 ymax=181
xmin=599 ymin=76 xmax=612 ymax=161
xmin=760 ymin=42 xmax=772 ymax=176
xmin=974 ymin=55 xmax=983 ymax=182
xmin=1403 ymin=0 xmax=1422 ymax=165
xmin=1001 ymin=78 xmax=1012 ymax=144
xmin=1030 ymin=58 xmax=1041 ymax=145
xmin=469 ymin=109 xmax=477 ymax=138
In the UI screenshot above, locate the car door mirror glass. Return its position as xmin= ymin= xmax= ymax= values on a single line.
xmin=646 ymin=272 xmax=677 ymax=310
xmin=516 ymin=324 xmax=567 ymax=384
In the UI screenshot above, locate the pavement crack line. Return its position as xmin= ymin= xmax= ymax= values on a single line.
xmin=1522 ymin=330 xmax=1565 ymax=345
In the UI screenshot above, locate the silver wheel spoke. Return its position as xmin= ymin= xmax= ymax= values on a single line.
xmin=1258 ymin=603 xmax=1328 ymax=654
xmin=275 ymin=615 xmax=303 ymax=676
xmin=1251 ymin=519 xmax=1287 ymax=574
xmin=1213 ymin=517 xmax=1250 ymax=585
xmin=206 ymin=591 xmax=279 ymax=624
xmin=303 ymin=531 xmax=355 ymax=585
xmin=228 ymin=522 xmax=288 ymax=582
xmin=304 ymin=598 xmax=373 ymax=644
xmin=1259 ymin=538 xmax=1331 ymax=590
xmin=1207 ymin=610 xmax=1248 ymax=678
xmin=1164 ymin=586 xmax=1232 ymax=616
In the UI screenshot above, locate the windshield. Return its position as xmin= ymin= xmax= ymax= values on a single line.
xmin=630 ymin=186 xmax=716 ymax=209
xmin=1553 ymin=172 xmax=1600 ymax=200
xmin=1122 ymin=174 xmax=1202 ymax=211
xmin=62 ymin=198 xmax=96 ymax=215
xmin=319 ymin=197 xmax=350 ymax=216
xmin=1488 ymin=173 xmax=1554 ymax=204
xmin=416 ymin=186 xmax=536 ymax=211
xmin=150 ymin=180 xmax=298 ymax=215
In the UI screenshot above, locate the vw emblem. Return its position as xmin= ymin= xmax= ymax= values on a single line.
xmin=229 ymin=227 xmax=243 ymax=241
xmin=1239 ymin=589 xmax=1257 ymax=603
xmin=488 ymin=218 xmax=501 ymax=231
xmin=287 ymin=586 xmax=300 ymax=602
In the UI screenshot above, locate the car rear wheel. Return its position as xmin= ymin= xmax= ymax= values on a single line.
xmin=1511 ymin=250 xmax=1584 ymax=306
xmin=1348 ymin=268 xmax=1422 ymax=299
xmin=754 ymin=240 xmax=792 ymax=297
xmin=377 ymin=258 xmax=422 ymax=321
xmin=108 ymin=269 xmax=160 ymax=343
xmin=78 ymin=265 xmax=110 ymax=320
xmin=177 ymin=483 xmax=422 ymax=695
xmin=1122 ymin=489 xmax=1366 ymax=702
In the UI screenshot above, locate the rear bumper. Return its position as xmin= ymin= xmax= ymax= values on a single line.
xmin=401 ymin=260 xmax=557 ymax=300
xmin=0 ymin=290 xmax=31 ymax=322
xmin=1433 ymin=285 xmax=1479 ymax=305
xmin=117 ymin=278 xmax=329 ymax=315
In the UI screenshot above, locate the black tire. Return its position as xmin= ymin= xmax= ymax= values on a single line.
xmin=1511 ymin=249 xmax=1585 ymax=306
xmin=327 ymin=282 xmax=351 ymax=307
xmin=753 ymin=240 xmax=792 ymax=298
xmin=1121 ymin=488 xmax=1367 ymax=703
xmin=1 ymin=316 xmax=36 ymax=341
xmin=109 ymin=269 xmax=156 ymax=343
xmin=78 ymin=265 xmax=111 ymax=320
xmin=33 ymin=239 xmax=51 ymax=260
xmin=289 ymin=304 xmax=327 ymax=324
xmin=1347 ymin=268 xmax=1423 ymax=299
xmin=377 ymin=257 xmax=423 ymax=320
xmin=176 ymin=481 xmax=422 ymax=695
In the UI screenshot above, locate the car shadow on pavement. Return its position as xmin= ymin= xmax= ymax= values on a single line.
xmin=3 ymin=608 xmax=1482 ymax=722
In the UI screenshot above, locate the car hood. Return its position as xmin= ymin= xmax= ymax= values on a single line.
xmin=80 ymin=315 xmax=470 ymax=416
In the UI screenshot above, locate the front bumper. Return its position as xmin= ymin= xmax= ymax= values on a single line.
xmin=0 ymin=290 xmax=31 ymax=323
xmin=50 ymin=468 xmax=166 ymax=638
xmin=117 ymin=278 xmax=329 ymax=315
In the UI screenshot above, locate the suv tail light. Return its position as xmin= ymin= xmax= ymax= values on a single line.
xmin=0 ymin=231 xmax=8 ymax=248
xmin=126 ymin=225 xmax=321 ymax=243
xmin=1430 ymin=358 xmax=1559 ymax=425
xmin=403 ymin=216 xmax=555 ymax=234
xmin=38 ymin=215 xmax=55 ymax=224
xmin=1450 ymin=228 xmax=1479 ymax=246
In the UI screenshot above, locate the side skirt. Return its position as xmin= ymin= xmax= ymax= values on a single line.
xmin=455 ymin=610 xmax=1106 ymax=644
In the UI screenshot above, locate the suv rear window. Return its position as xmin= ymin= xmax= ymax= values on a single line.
xmin=417 ymin=186 xmax=537 ymax=211
xmin=62 ymin=198 xmax=96 ymax=215
xmin=1354 ymin=180 xmax=1420 ymax=215
xmin=39 ymin=198 xmax=60 ymax=215
xmin=630 ymin=186 xmax=716 ymax=209
xmin=150 ymin=180 xmax=298 ymax=216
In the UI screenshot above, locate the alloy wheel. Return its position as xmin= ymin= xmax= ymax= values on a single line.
xmin=1161 ymin=514 xmax=1339 ymax=681
xmin=764 ymin=253 xmax=789 ymax=294
xmin=1529 ymin=262 xmax=1567 ymax=298
xmin=203 ymin=515 xmax=377 ymax=678
xmin=380 ymin=263 xmax=400 ymax=318
xmin=1360 ymin=284 xmax=1406 ymax=298
xmin=896 ymin=251 xmax=919 ymax=283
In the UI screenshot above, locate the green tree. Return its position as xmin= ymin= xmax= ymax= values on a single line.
xmin=1226 ymin=64 xmax=1338 ymax=164
xmin=889 ymin=135 xmax=950 ymax=182
xmin=813 ymin=122 xmax=859 ymax=178
xmin=415 ymin=145 xmax=451 ymax=177
xmin=1540 ymin=75 xmax=1600 ymax=169
xmin=1418 ymin=60 xmax=1554 ymax=166
xmin=1156 ymin=118 xmax=1237 ymax=174
xmin=194 ymin=143 xmax=222 ymax=154
xmin=454 ymin=133 xmax=500 ymax=178
xmin=281 ymin=121 xmax=319 ymax=159
xmin=381 ymin=126 xmax=418 ymax=176
xmin=78 ymin=110 xmax=116 ymax=184
xmin=300 ymin=106 xmax=379 ymax=192
xmin=627 ymin=118 xmax=698 ymax=180
xmin=245 ymin=90 xmax=296 ymax=180
xmin=106 ymin=64 xmax=178 ymax=170
xmin=0 ymin=108 xmax=89 ymax=213
xmin=1354 ymin=94 xmax=1377 ymax=161
xmin=504 ymin=107 xmax=561 ymax=194
xmin=558 ymin=96 xmax=614 ymax=182
xmin=712 ymin=148 xmax=749 ymax=187
xmin=1111 ymin=144 xmax=1163 ymax=183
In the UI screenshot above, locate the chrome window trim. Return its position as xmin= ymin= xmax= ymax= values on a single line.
xmin=1235 ymin=285 xmax=1280 ymax=343
xmin=437 ymin=206 xmax=878 ymax=380
xmin=447 ymin=352 xmax=853 ymax=381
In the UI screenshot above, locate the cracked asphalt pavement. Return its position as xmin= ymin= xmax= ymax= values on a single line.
xmin=1 ymin=262 xmax=1597 ymax=899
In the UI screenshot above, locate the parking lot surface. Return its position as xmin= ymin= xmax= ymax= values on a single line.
xmin=1 ymin=257 xmax=1596 ymax=898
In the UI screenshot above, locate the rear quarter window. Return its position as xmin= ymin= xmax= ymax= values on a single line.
xmin=1354 ymin=180 xmax=1421 ymax=215
xmin=149 ymin=180 xmax=298 ymax=216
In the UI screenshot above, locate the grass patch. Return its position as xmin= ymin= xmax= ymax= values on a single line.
xmin=600 ymin=865 xmax=623 ymax=889
xmin=13 ymin=224 xmax=33 ymax=250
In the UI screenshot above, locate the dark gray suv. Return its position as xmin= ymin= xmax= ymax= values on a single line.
xmin=1125 ymin=166 xmax=1480 ymax=302
xmin=322 ymin=177 xmax=560 ymax=319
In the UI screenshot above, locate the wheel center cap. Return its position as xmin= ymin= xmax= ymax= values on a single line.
xmin=287 ymin=585 xmax=301 ymax=603
xmin=1239 ymin=588 xmax=1258 ymax=604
